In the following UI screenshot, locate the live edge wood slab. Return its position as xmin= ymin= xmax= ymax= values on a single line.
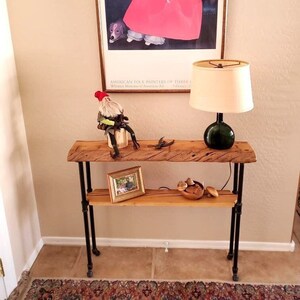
xmin=67 ymin=140 xmax=256 ymax=163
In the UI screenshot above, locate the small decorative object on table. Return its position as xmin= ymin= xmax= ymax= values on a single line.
xmin=177 ymin=178 xmax=204 ymax=200
xmin=206 ymin=186 xmax=219 ymax=197
xmin=94 ymin=91 xmax=140 ymax=158
xmin=151 ymin=137 xmax=175 ymax=149
xmin=107 ymin=166 xmax=145 ymax=203
xmin=177 ymin=178 xmax=219 ymax=200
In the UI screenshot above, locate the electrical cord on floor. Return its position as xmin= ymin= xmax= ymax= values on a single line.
xmin=220 ymin=162 xmax=232 ymax=190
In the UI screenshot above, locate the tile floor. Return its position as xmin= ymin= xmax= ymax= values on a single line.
xmin=30 ymin=212 xmax=300 ymax=284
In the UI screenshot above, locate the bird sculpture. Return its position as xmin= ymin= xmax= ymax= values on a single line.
xmin=94 ymin=91 xmax=140 ymax=158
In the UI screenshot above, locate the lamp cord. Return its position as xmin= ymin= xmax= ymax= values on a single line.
xmin=159 ymin=162 xmax=232 ymax=191
xmin=220 ymin=162 xmax=232 ymax=190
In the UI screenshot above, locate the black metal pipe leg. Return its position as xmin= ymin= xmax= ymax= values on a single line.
xmin=232 ymin=163 xmax=244 ymax=282
xmin=83 ymin=202 xmax=93 ymax=277
xmin=232 ymin=163 xmax=239 ymax=194
xmin=228 ymin=163 xmax=239 ymax=260
xmin=232 ymin=203 xmax=242 ymax=281
xmin=78 ymin=162 xmax=93 ymax=277
xmin=227 ymin=207 xmax=235 ymax=260
xmin=85 ymin=162 xmax=93 ymax=193
xmin=85 ymin=162 xmax=100 ymax=257
xmin=89 ymin=205 xmax=101 ymax=256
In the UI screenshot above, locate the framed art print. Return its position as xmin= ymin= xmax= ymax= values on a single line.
xmin=96 ymin=0 xmax=228 ymax=92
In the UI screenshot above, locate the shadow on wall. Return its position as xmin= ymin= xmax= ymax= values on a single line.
xmin=0 ymin=54 xmax=41 ymax=274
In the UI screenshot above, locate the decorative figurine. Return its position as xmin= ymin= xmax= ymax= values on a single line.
xmin=152 ymin=137 xmax=175 ymax=149
xmin=177 ymin=178 xmax=204 ymax=200
xmin=206 ymin=186 xmax=219 ymax=198
xmin=94 ymin=91 xmax=140 ymax=158
xmin=177 ymin=178 xmax=219 ymax=200
xmin=149 ymin=136 xmax=175 ymax=150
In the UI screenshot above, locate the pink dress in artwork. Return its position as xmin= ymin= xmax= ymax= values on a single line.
xmin=123 ymin=0 xmax=203 ymax=40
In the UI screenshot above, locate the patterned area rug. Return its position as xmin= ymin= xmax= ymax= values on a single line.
xmin=22 ymin=278 xmax=300 ymax=299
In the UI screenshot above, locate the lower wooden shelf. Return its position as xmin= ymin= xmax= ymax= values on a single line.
xmin=87 ymin=189 xmax=237 ymax=207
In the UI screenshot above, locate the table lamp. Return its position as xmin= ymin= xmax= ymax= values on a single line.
xmin=189 ymin=59 xmax=253 ymax=150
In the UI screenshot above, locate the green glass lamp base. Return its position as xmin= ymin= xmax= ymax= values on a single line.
xmin=204 ymin=114 xmax=235 ymax=150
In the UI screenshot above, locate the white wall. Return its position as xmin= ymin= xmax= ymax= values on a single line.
xmin=6 ymin=0 xmax=300 ymax=247
xmin=0 ymin=0 xmax=41 ymax=294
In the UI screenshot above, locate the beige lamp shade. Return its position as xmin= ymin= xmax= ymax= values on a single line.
xmin=189 ymin=60 xmax=254 ymax=113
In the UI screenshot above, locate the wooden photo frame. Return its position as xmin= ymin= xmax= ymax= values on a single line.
xmin=96 ymin=0 xmax=228 ymax=92
xmin=107 ymin=166 xmax=145 ymax=203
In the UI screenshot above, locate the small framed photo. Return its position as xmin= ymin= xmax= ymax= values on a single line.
xmin=107 ymin=166 xmax=145 ymax=203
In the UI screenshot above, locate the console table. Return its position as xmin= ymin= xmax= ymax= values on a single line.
xmin=67 ymin=140 xmax=256 ymax=281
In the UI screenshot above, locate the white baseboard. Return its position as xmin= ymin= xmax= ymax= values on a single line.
xmin=42 ymin=236 xmax=295 ymax=252
xmin=23 ymin=238 xmax=44 ymax=273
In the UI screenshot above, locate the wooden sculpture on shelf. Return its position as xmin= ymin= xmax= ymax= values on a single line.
xmin=177 ymin=178 xmax=204 ymax=200
xmin=177 ymin=178 xmax=219 ymax=200
xmin=94 ymin=91 xmax=140 ymax=158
